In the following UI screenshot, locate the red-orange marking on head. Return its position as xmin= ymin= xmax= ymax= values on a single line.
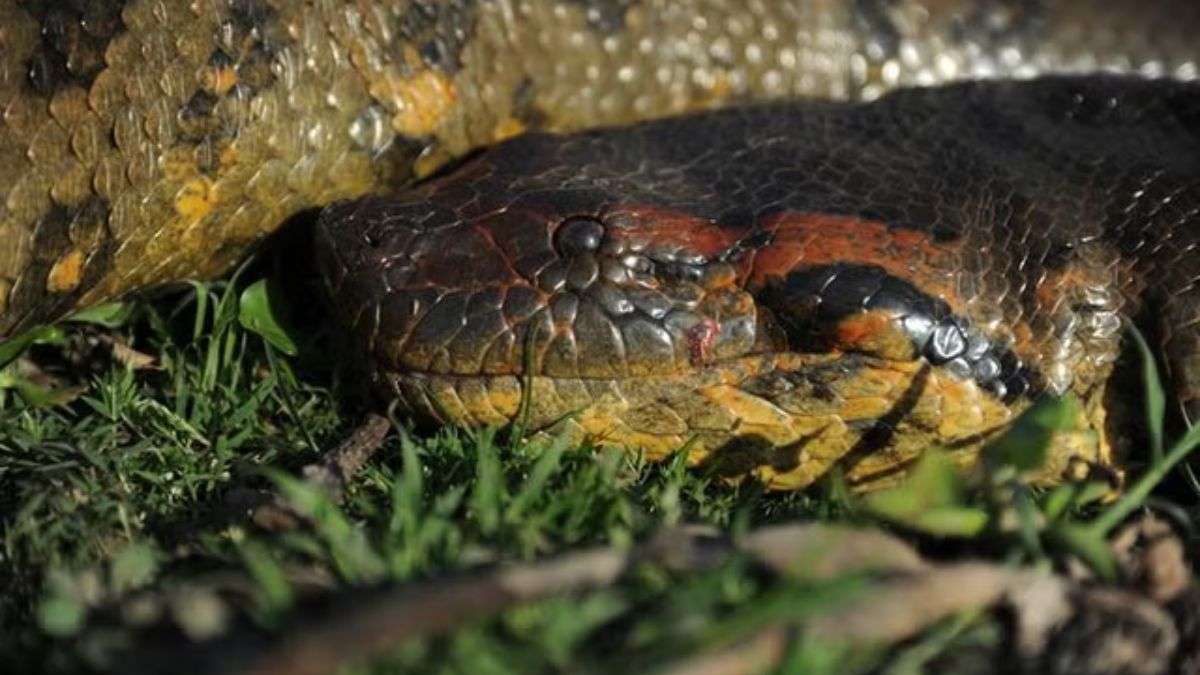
xmin=601 ymin=204 xmax=738 ymax=258
xmin=746 ymin=212 xmax=966 ymax=314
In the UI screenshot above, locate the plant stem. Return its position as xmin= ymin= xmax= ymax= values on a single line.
xmin=1091 ymin=424 xmax=1200 ymax=535
xmin=265 ymin=344 xmax=321 ymax=456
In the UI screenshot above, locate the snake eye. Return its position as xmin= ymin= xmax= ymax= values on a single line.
xmin=555 ymin=216 xmax=605 ymax=254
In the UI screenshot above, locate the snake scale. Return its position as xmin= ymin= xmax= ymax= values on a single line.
xmin=4 ymin=0 xmax=1200 ymax=489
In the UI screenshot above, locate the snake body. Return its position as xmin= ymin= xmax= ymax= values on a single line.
xmin=4 ymin=1 xmax=1200 ymax=488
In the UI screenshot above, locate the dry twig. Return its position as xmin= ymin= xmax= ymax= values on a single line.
xmin=227 ymin=524 xmax=923 ymax=675
xmin=122 ymin=516 xmax=1200 ymax=675
xmin=248 ymin=413 xmax=391 ymax=530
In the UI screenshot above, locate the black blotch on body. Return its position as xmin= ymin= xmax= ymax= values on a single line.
xmin=218 ymin=0 xmax=283 ymax=94
xmin=852 ymin=0 xmax=902 ymax=57
xmin=511 ymin=78 xmax=548 ymax=128
xmin=758 ymin=263 xmax=1036 ymax=400
xmin=29 ymin=198 xmax=111 ymax=267
xmin=951 ymin=0 xmax=1046 ymax=48
xmin=176 ymin=0 xmax=287 ymax=145
xmin=6 ymin=198 xmax=113 ymax=332
xmin=227 ymin=0 xmax=278 ymax=46
xmin=20 ymin=0 xmax=128 ymax=96
xmin=565 ymin=0 xmax=639 ymax=33
xmin=757 ymin=263 xmax=949 ymax=344
xmin=180 ymin=90 xmax=219 ymax=122
xmin=398 ymin=0 xmax=480 ymax=74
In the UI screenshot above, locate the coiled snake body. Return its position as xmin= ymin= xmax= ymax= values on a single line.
xmin=4 ymin=0 xmax=1200 ymax=488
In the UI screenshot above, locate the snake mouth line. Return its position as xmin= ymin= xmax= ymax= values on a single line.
xmin=377 ymin=330 xmax=1033 ymax=402
xmin=375 ymin=348 xmax=1080 ymax=491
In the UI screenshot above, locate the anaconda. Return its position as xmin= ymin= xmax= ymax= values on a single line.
xmin=317 ymin=75 xmax=1200 ymax=490
xmin=3 ymin=1 xmax=1200 ymax=489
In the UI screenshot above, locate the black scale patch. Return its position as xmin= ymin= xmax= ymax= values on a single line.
xmin=178 ymin=0 xmax=284 ymax=148
xmin=760 ymin=262 xmax=1037 ymax=401
xmin=20 ymin=0 xmax=129 ymax=96
xmin=7 ymin=198 xmax=113 ymax=330
xmin=397 ymin=0 xmax=481 ymax=74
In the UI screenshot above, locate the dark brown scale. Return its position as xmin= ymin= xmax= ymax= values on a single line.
xmin=20 ymin=0 xmax=127 ymax=95
xmin=8 ymin=198 xmax=114 ymax=332
xmin=397 ymin=0 xmax=480 ymax=74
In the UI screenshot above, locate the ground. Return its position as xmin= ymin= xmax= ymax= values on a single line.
xmin=1 ymin=257 xmax=1197 ymax=674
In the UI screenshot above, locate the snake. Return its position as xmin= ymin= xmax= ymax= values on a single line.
xmin=3 ymin=1 xmax=1200 ymax=490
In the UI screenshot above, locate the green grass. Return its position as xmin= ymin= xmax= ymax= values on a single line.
xmin=1 ymin=271 xmax=1197 ymax=674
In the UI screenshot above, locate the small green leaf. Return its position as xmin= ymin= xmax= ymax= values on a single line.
xmin=1013 ymin=486 xmax=1044 ymax=557
xmin=1071 ymin=481 xmax=1113 ymax=511
xmin=238 ymin=279 xmax=298 ymax=356
xmin=38 ymin=596 xmax=85 ymax=637
xmin=110 ymin=542 xmax=161 ymax=594
xmin=506 ymin=434 xmax=569 ymax=523
xmin=822 ymin=465 xmax=855 ymax=515
xmin=238 ymin=540 xmax=294 ymax=619
xmin=67 ymin=301 xmax=134 ymax=328
xmin=904 ymin=505 xmax=990 ymax=537
xmin=19 ymin=382 xmax=85 ymax=408
xmin=1041 ymin=485 xmax=1075 ymax=522
xmin=865 ymin=451 xmax=981 ymax=535
xmin=0 ymin=332 xmax=41 ymax=369
xmin=0 ymin=369 xmax=85 ymax=408
xmin=1050 ymin=523 xmax=1116 ymax=581
xmin=1128 ymin=325 xmax=1166 ymax=461
xmin=0 ymin=325 xmax=65 ymax=369
xmin=267 ymin=470 xmax=385 ymax=583
xmin=984 ymin=395 xmax=1078 ymax=472
xmin=471 ymin=432 xmax=505 ymax=535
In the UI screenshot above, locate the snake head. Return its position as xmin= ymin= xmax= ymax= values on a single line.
xmin=314 ymin=193 xmax=778 ymax=381
xmin=312 ymin=112 xmax=1123 ymax=492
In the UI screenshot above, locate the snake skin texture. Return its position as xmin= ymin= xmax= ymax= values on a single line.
xmin=4 ymin=1 xmax=1200 ymax=488
xmin=3 ymin=0 xmax=1200 ymax=336
xmin=317 ymin=76 xmax=1200 ymax=489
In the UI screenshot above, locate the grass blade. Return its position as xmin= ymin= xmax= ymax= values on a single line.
xmin=1091 ymin=422 xmax=1200 ymax=535
xmin=1128 ymin=325 xmax=1166 ymax=461
xmin=239 ymin=279 xmax=299 ymax=356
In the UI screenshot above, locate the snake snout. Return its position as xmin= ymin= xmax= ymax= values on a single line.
xmin=316 ymin=197 xmax=770 ymax=380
